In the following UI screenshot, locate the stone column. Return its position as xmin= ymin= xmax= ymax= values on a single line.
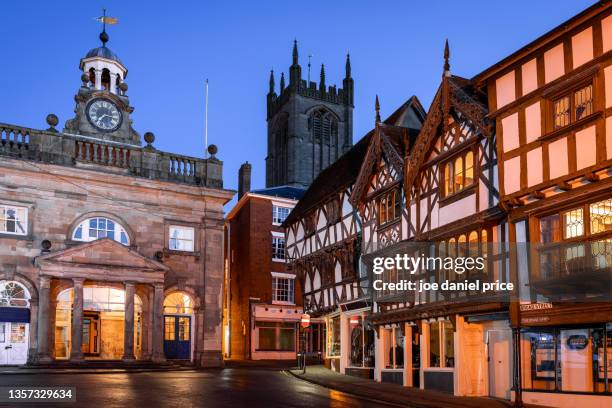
xmin=70 ymin=278 xmax=85 ymax=361
xmin=122 ymin=282 xmax=136 ymax=361
xmin=94 ymin=69 xmax=102 ymax=90
xmin=151 ymin=283 xmax=165 ymax=362
xmin=110 ymin=73 xmax=118 ymax=94
xmin=36 ymin=275 xmax=52 ymax=363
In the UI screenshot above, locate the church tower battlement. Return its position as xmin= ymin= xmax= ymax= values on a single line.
xmin=265 ymin=40 xmax=354 ymax=189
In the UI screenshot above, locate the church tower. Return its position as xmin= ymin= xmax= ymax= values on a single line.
xmin=64 ymin=21 xmax=140 ymax=145
xmin=266 ymin=41 xmax=354 ymax=188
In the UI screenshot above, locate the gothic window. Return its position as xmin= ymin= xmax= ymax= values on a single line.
xmin=72 ymin=216 xmax=130 ymax=245
xmin=310 ymin=109 xmax=338 ymax=145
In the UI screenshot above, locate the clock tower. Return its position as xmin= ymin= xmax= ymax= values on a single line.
xmin=64 ymin=25 xmax=140 ymax=145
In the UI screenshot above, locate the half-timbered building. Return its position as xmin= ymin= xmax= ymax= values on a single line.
xmin=363 ymin=44 xmax=512 ymax=398
xmin=284 ymin=98 xmax=424 ymax=378
xmin=473 ymin=2 xmax=612 ymax=406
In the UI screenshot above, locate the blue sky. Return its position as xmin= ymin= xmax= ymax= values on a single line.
xmin=0 ymin=0 xmax=595 ymax=203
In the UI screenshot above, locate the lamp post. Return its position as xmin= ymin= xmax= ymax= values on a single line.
xmin=300 ymin=313 xmax=311 ymax=374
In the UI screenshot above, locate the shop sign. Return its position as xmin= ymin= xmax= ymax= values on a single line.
xmin=520 ymin=302 xmax=553 ymax=312
xmin=300 ymin=314 xmax=310 ymax=328
xmin=566 ymin=334 xmax=588 ymax=350
xmin=349 ymin=316 xmax=360 ymax=327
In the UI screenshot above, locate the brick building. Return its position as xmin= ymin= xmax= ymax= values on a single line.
xmin=223 ymin=163 xmax=305 ymax=360
xmin=0 ymin=26 xmax=233 ymax=367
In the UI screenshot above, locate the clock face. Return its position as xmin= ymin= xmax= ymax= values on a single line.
xmin=86 ymin=98 xmax=123 ymax=132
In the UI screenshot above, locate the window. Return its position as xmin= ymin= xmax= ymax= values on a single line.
xmin=349 ymin=315 xmax=375 ymax=367
xmin=163 ymin=292 xmax=193 ymax=314
xmin=378 ymin=189 xmax=400 ymax=225
xmin=272 ymin=206 xmax=290 ymax=225
xmin=272 ymin=236 xmax=286 ymax=260
xmin=256 ymin=321 xmax=295 ymax=351
xmin=0 ymin=281 xmax=30 ymax=307
xmin=169 ymin=225 xmax=194 ymax=252
xmin=0 ymin=205 xmax=27 ymax=236
xmin=310 ymin=109 xmax=338 ymax=145
xmin=384 ymin=326 xmax=404 ymax=369
xmin=553 ymin=83 xmax=593 ymax=130
xmin=272 ymin=277 xmax=294 ymax=304
xmin=540 ymin=197 xmax=612 ymax=242
xmin=72 ymin=217 xmax=129 ymax=245
xmin=442 ymin=150 xmax=474 ymax=197
xmin=164 ymin=316 xmax=175 ymax=340
xmin=521 ymin=324 xmax=612 ymax=394
xmin=429 ymin=320 xmax=454 ymax=368
xmin=327 ymin=316 xmax=341 ymax=357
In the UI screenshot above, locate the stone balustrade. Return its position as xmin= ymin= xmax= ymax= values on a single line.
xmin=0 ymin=122 xmax=223 ymax=188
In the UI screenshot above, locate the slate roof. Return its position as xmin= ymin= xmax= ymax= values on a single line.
xmin=251 ymin=185 xmax=306 ymax=201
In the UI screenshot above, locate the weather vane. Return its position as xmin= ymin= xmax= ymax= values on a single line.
xmin=94 ymin=8 xmax=118 ymax=45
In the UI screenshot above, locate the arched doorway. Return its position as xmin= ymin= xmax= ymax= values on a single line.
xmin=55 ymin=286 xmax=142 ymax=360
xmin=163 ymin=292 xmax=194 ymax=360
xmin=0 ymin=281 xmax=31 ymax=365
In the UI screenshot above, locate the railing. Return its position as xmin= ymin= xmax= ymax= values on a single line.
xmin=0 ymin=122 xmax=223 ymax=188
xmin=74 ymin=140 xmax=130 ymax=168
xmin=0 ymin=124 xmax=30 ymax=155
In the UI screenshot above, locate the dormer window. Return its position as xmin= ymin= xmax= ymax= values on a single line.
xmin=442 ymin=150 xmax=474 ymax=198
xmin=72 ymin=217 xmax=129 ymax=245
xmin=378 ymin=189 xmax=400 ymax=226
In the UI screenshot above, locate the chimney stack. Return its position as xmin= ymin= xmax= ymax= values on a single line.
xmin=238 ymin=162 xmax=252 ymax=200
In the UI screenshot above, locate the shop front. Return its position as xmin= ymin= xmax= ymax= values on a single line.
xmin=345 ymin=311 xmax=374 ymax=379
xmin=0 ymin=281 xmax=31 ymax=365
xmin=518 ymin=303 xmax=612 ymax=407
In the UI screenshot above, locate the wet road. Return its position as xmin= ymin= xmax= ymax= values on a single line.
xmin=0 ymin=369 xmax=397 ymax=408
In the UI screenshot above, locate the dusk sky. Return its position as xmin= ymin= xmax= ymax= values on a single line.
xmin=1 ymin=0 xmax=594 ymax=207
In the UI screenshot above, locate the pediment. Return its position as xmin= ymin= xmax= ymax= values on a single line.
xmin=36 ymin=238 xmax=168 ymax=272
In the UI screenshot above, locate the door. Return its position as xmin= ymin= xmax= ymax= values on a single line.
xmin=82 ymin=313 xmax=100 ymax=355
xmin=488 ymin=330 xmax=512 ymax=399
xmin=0 ymin=322 xmax=29 ymax=365
xmin=163 ymin=316 xmax=191 ymax=360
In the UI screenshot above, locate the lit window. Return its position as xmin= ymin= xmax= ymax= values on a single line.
xmin=553 ymin=83 xmax=593 ymax=130
xmin=378 ymin=189 xmax=400 ymax=225
xmin=169 ymin=226 xmax=195 ymax=252
xmin=442 ymin=150 xmax=474 ymax=197
xmin=429 ymin=320 xmax=454 ymax=368
xmin=0 ymin=205 xmax=27 ymax=236
xmin=273 ymin=206 xmax=290 ymax=225
xmin=562 ymin=208 xmax=584 ymax=239
xmin=72 ymin=216 xmax=129 ymax=245
xmin=272 ymin=236 xmax=286 ymax=260
xmin=590 ymin=198 xmax=612 ymax=235
xmin=272 ymin=277 xmax=294 ymax=304
xmin=0 ymin=281 xmax=30 ymax=308
xmin=384 ymin=326 xmax=404 ymax=369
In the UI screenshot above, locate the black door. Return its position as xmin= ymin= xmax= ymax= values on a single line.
xmin=163 ymin=315 xmax=191 ymax=360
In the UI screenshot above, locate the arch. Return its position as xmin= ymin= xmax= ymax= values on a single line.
xmin=163 ymin=285 xmax=201 ymax=310
xmin=0 ymin=280 xmax=31 ymax=307
xmin=88 ymin=67 xmax=96 ymax=86
xmin=163 ymin=291 xmax=195 ymax=315
xmin=101 ymin=68 xmax=111 ymax=90
xmin=0 ymin=273 xmax=37 ymax=302
xmin=68 ymin=211 xmax=135 ymax=246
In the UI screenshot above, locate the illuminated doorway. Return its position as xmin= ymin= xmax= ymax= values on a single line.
xmin=55 ymin=286 xmax=142 ymax=360
xmin=163 ymin=292 xmax=193 ymax=360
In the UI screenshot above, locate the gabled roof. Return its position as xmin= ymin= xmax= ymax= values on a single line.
xmin=36 ymin=238 xmax=169 ymax=272
xmin=349 ymin=97 xmax=425 ymax=206
xmin=284 ymin=96 xmax=424 ymax=226
xmin=404 ymin=75 xmax=492 ymax=194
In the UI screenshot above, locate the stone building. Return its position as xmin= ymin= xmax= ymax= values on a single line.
xmin=265 ymin=41 xmax=354 ymax=189
xmin=0 ymin=27 xmax=233 ymax=367
xmin=223 ymin=163 xmax=305 ymax=360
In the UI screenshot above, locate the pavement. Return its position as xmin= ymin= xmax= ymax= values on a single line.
xmin=0 ymin=366 xmax=393 ymax=407
xmin=288 ymin=365 xmax=550 ymax=408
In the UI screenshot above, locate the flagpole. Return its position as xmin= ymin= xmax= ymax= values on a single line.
xmin=205 ymin=79 xmax=209 ymax=158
